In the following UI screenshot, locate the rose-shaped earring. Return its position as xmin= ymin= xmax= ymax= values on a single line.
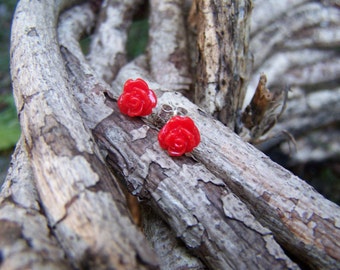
xmin=158 ymin=115 xmax=200 ymax=157
xmin=118 ymin=78 xmax=157 ymax=117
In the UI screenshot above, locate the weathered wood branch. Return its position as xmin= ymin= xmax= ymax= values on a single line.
xmin=189 ymin=0 xmax=253 ymax=129
xmin=141 ymin=205 xmax=206 ymax=269
xmin=60 ymin=15 xmax=340 ymax=264
xmin=250 ymin=2 xmax=340 ymax=72
xmin=111 ymin=61 xmax=340 ymax=269
xmin=9 ymin=1 xmax=158 ymax=269
xmin=249 ymin=0 xmax=308 ymax=36
xmin=59 ymin=3 xmax=207 ymax=268
xmin=256 ymin=87 xmax=340 ymax=152
xmin=69 ymin=59 xmax=299 ymax=269
xmin=58 ymin=6 xmax=299 ymax=268
xmin=58 ymin=2 xmax=95 ymax=63
xmin=148 ymin=0 xmax=192 ymax=92
xmin=59 ymin=0 xmax=336 ymax=264
xmin=279 ymin=126 xmax=340 ymax=166
xmin=87 ymin=0 xmax=144 ymax=83
xmin=246 ymin=49 xmax=338 ymax=94
xmin=61 ymin=32 xmax=298 ymax=268
xmin=0 ymin=138 xmax=72 ymax=270
xmin=244 ymin=0 xmax=340 ymax=162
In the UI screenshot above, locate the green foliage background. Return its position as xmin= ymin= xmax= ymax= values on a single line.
xmin=0 ymin=94 xmax=20 ymax=150
xmin=0 ymin=0 xmax=19 ymax=186
xmin=0 ymin=0 xmax=20 ymax=152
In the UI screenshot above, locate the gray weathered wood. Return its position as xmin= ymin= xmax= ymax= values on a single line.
xmin=10 ymin=1 xmax=158 ymax=269
xmin=61 ymin=44 xmax=298 ymax=268
xmin=245 ymin=0 xmax=340 ymax=159
xmin=249 ymin=2 xmax=340 ymax=72
xmin=256 ymin=87 xmax=340 ymax=152
xmin=112 ymin=60 xmax=340 ymax=269
xmin=148 ymin=0 xmax=192 ymax=92
xmin=189 ymin=0 xmax=253 ymax=129
xmin=58 ymin=7 xmax=210 ymax=267
xmin=87 ymin=0 xmax=144 ymax=83
xmin=0 ymin=138 xmax=72 ymax=270
xmin=142 ymin=206 xmax=206 ymax=270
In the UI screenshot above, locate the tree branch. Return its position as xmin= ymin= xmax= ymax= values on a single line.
xmin=87 ymin=0 xmax=144 ymax=83
xmin=10 ymin=1 xmax=158 ymax=268
xmin=110 ymin=60 xmax=340 ymax=269
xmin=250 ymin=2 xmax=340 ymax=72
xmin=245 ymin=0 xmax=340 ymax=164
xmin=0 ymin=138 xmax=72 ymax=270
xmin=61 ymin=41 xmax=298 ymax=268
xmin=189 ymin=0 xmax=253 ymax=129
xmin=148 ymin=0 xmax=192 ymax=92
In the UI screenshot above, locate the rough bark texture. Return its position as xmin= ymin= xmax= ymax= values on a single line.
xmin=148 ymin=0 xmax=192 ymax=92
xmin=0 ymin=138 xmax=72 ymax=270
xmin=87 ymin=0 xmax=144 ymax=83
xmin=2 ymin=0 xmax=340 ymax=269
xmin=189 ymin=0 xmax=253 ymax=129
xmin=110 ymin=60 xmax=340 ymax=270
xmin=8 ymin=1 xmax=158 ymax=269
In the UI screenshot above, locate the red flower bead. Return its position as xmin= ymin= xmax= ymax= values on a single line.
xmin=158 ymin=116 xmax=200 ymax=157
xmin=118 ymin=78 xmax=157 ymax=117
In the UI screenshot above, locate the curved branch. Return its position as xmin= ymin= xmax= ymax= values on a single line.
xmin=8 ymin=0 xmax=340 ymax=269
xmin=256 ymin=87 xmax=340 ymax=152
xmin=61 ymin=31 xmax=298 ymax=268
xmin=245 ymin=0 xmax=340 ymax=161
xmin=58 ymin=5 xmax=208 ymax=267
xmin=10 ymin=1 xmax=158 ymax=269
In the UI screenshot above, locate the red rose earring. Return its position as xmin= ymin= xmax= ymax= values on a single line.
xmin=118 ymin=80 xmax=200 ymax=156
xmin=158 ymin=111 xmax=200 ymax=157
xmin=118 ymin=78 xmax=157 ymax=117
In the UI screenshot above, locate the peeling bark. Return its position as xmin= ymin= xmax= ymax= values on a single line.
xmin=111 ymin=61 xmax=340 ymax=269
xmin=142 ymin=206 xmax=206 ymax=270
xmin=61 ymin=45 xmax=297 ymax=268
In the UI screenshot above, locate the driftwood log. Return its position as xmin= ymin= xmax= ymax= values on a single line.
xmin=1 ymin=0 xmax=339 ymax=269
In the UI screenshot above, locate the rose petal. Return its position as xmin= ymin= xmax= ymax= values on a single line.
xmin=178 ymin=128 xmax=197 ymax=152
xmin=168 ymin=138 xmax=187 ymax=156
xmin=166 ymin=116 xmax=200 ymax=146
xmin=127 ymin=99 xmax=144 ymax=116
xmin=124 ymin=78 xmax=149 ymax=94
xmin=148 ymin=89 xmax=157 ymax=107
xmin=164 ymin=132 xmax=187 ymax=156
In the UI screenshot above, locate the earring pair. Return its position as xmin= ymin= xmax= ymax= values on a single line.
xmin=118 ymin=78 xmax=200 ymax=157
